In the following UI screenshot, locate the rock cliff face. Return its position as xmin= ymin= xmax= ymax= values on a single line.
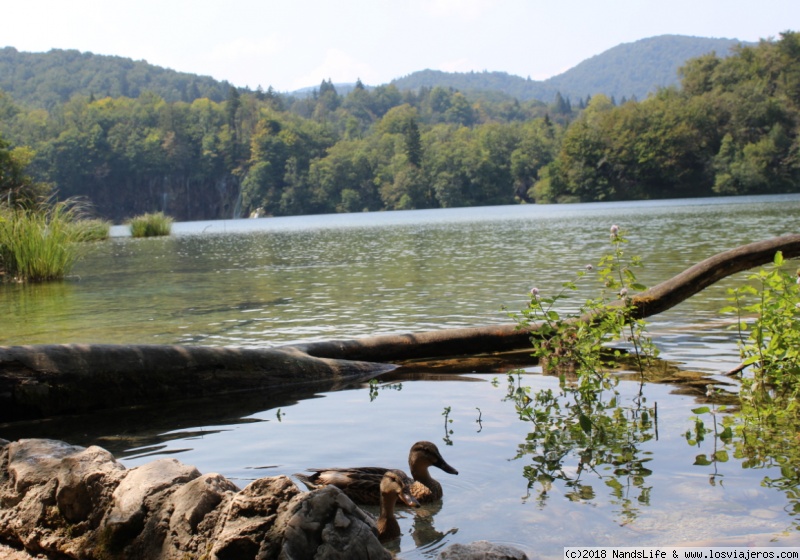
xmin=0 ymin=438 xmax=390 ymax=559
xmin=89 ymin=174 xmax=242 ymax=223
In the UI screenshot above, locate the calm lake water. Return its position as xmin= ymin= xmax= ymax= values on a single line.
xmin=2 ymin=194 xmax=800 ymax=558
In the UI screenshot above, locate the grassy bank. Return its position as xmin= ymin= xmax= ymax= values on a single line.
xmin=0 ymin=201 xmax=108 ymax=282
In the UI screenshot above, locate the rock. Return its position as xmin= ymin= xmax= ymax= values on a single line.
xmin=107 ymin=458 xmax=201 ymax=528
xmin=0 ymin=542 xmax=41 ymax=559
xmin=438 ymin=540 xmax=530 ymax=560
xmin=0 ymin=439 xmax=127 ymax=558
xmin=277 ymin=485 xmax=389 ymax=560
xmin=0 ymin=438 xmax=391 ymax=559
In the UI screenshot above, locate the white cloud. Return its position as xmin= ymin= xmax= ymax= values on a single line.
xmin=289 ymin=48 xmax=376 ymax=91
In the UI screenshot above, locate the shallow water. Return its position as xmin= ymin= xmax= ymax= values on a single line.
xmin=2 ymin=194 xmax=800 ymax=557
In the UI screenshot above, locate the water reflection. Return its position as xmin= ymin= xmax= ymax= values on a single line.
xmin=2 ymin=361 xmax=800 ymax=557
xmin=503 ymin=369 xmax=657 ymax=525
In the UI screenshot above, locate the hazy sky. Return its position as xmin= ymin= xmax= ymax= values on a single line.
xmin=3 ymin=0 xmax=798 ymax=92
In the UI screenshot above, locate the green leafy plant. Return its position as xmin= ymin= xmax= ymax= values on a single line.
xmin=366 ymin=378 xmax=402 ymax=402
xmin=685 ymin=385 xmax=734 ymax=485
xmin=723 ymin=251 xmax=800 ymax=407
xmin=442 ymin=406 xmax=454 ymax=445
xmin=513 ymin=225 xmax=656 ymax=385
xmin=505 ymin=226 xmax=659 ymax=518
xmin=670 ymin=252 xmax=800 ymax=527
xmin=691 ymin=251 xmax=800 ymax=524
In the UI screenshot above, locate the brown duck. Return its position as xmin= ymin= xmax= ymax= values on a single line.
xmin=376 ymin=469 xmax=420 ymax=541
xmin=294 ymin=440 xmax=458 ymax=505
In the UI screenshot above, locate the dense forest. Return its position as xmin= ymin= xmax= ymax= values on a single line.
xmin=0 ymin=32 xmax=797 ymax=222
xmin=0 ymin=47 xmax=233 ymax=109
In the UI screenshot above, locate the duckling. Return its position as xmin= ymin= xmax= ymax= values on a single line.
xmin=377 ymin=469 xmax=420 ymax=542
xmin=294 ymin=440 xmax=458 ymax=505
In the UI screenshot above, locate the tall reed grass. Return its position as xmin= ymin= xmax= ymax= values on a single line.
xmin=0 ymin=200 xmax=92 ymax=282
xmin=71 ymin=218 xmax=112 ymax=242
xmin=129 ymin=212 xmax=173 ymax=237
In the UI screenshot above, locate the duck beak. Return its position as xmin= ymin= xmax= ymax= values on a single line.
xmin=400 ymin=490 xmax=420 ymax=508
xmin=436 ymin=458 xmax=459 ymax=475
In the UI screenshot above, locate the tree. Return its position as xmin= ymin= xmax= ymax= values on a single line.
xmin=402 ymin=118 xmax=422 ymax=167
xmin=0 ymin=134 xmax=49 ymax=205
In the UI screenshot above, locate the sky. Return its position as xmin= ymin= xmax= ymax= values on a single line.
xmin=3 ymin=0 xmax=799 ymax=93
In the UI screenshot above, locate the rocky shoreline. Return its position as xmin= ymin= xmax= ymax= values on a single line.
xmin=0 ymin=438 xmax=528 ymax=560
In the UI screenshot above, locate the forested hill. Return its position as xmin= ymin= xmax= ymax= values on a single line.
xmin=0 ymin=35 xmax=744 ymax=109
xmin=392 ymin=36 xmax=745 ymax=103
xmin=0 ymin=47 xmax=233 ymax=109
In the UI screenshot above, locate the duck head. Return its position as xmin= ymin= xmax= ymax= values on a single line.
xmin=409 ymin=441 xmax=458 ymax=475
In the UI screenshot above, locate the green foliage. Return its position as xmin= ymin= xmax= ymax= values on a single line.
xmin=0 ymin=198 xmax=89 ymax=282
xmin=512 ymin=225 xmax=655 ymax=378
xmin=0 ymin=133 xmax=50 ymax=205
xmin=0 ymin=47 xmax=232 ymax=109
xmin=723 ymin=251 xmax=800 ymax=407
xmin=506 ymin=227 xmax=658 ymax=515
xmin=128 ymin=212 xmax=173 ymax=237
xmin=546 ymin=32 xmax=800 ymax=202
xmin=687 ymin=261 xmax=800 ymax=517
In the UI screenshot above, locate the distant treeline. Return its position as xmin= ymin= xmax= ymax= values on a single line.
xmin=0 ymin=32 xmax=797 ymax=222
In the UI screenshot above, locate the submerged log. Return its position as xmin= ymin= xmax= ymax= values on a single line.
xmin=0 ymin=344 xmax=395 ymax=420
xmin=0 ymin=234 xmax=798 ymax=420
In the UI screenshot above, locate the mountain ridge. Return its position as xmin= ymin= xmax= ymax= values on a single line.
xmin=390 ymin=35 xmax=747 ymax=103
xmin=0 ymin=34 xmax=749 ymax=109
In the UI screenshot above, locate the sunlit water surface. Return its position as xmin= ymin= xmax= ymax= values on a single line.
xmin=2 ymin=194 xmax=800 ymax=558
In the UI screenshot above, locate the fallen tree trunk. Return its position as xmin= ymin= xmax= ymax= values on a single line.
xmin=296 ymin=233 xmax=800 ymax=362
xmin=1 ymin=234 xmax=798 ymax=420
xmin=0 ymin=344 xmax=395 ymax=420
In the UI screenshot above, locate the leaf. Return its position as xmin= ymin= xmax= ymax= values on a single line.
xmin=694 ymin=455 xmax=712 ymax=466
xmin=579 ymin=413 xmax=593 ymax=434
xmin=774 ymin=251 xmax=784 ymax=266
xmin=691 ymin=406 xmax=711 ymax=415
xmin=712 ymin=450 xmax=729 ymax=463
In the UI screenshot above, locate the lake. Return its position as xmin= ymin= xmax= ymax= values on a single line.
xmin=2 ymin=194 xmax=800 ymax=558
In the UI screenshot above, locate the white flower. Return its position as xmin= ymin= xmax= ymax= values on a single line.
xmin=610 ymin=224 xmax=620 ymax=236
xmin=619 ymin=287 xmax=629 ymax=298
